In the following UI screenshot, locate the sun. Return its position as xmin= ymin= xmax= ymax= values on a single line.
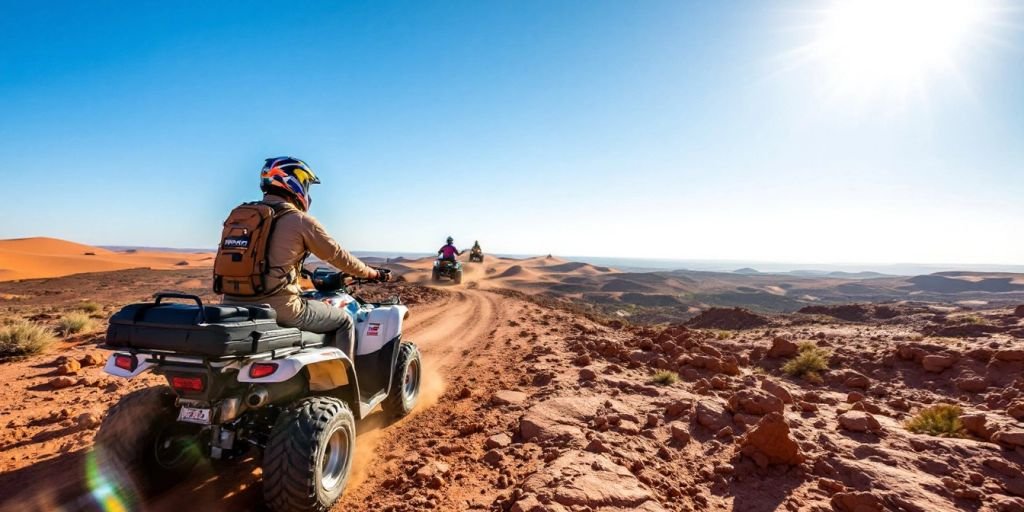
xmin=795 ymin=0 xmax=999 ymax=103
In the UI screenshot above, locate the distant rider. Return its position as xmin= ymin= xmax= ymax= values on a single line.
xmin=438 ymin=236 xmax=462 ymax=261
xmin=221 ymin=157 xmax=390 ymax=352
xmin=472 ymin=240 xmax=482 ymax=253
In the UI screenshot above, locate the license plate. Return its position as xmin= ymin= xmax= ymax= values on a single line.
xmin=178 ymin=406 xmax=211 ymax=425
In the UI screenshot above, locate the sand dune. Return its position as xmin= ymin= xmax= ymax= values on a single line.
xmin=0 ymin=237 xmax=214 ymax=281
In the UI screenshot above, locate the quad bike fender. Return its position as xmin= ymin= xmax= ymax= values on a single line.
xmin=239 ymin=347 xmax=357 ymax=393
xmin=357 ymin=305 xmax=407 ymax=356
xmin=103 ymin=353 xmax=156 ymax=379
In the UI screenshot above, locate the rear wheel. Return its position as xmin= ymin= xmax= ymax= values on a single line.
xmin=431 ymin=269 xmax=440 ymax=282
xmin=381 ymin=342 xmax=421 ymax=420
xmin=93 ymin=386 xmax=202 ymax=496
xmin=264 ymin=397 xmax=355 ymax=512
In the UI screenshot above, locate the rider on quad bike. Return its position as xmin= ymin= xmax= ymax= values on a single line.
xmin=469 ymin=240 xmax=484 ymax=263
xmin=220 ymin=156 xmax=390 ymax=352
xmin=437 ymin=236 xmax=463 ymax=261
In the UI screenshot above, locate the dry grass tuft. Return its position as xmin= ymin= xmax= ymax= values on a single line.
xmin=782 ymin=342 xmax=830 ymax=382
xmin=0 ymin=321 xmax=56 ymax=359
xmin=905 ymin=404 xmax=964 ymax=437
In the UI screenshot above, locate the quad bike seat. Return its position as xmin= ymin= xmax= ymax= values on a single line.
xmin=299 ymin=330 xmax=353 ymax=358
xmin=106 ymin=293 xmax=320 ymax=357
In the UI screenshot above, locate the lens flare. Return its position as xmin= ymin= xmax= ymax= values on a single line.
xmin=85 ymin=450 xmax=131 ymax=512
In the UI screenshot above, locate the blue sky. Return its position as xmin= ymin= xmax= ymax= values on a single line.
xmin=1 ymin=0 xmax=1021 ymax=265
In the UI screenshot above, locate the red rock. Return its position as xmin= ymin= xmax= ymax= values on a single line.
xmin=414 ymin=461 xmax=451 ymax=481
xmin=837 ymin=410 xmax=881 ymax=433
xmin=843 ymin=373 xmax=870 ymax=389
xmin=695 ymin=400 xmax=731 ymax=431
xmin=760 ymin=379 xmax=793 ymax=404
xmin=960 ymin=413 xmax=993 ymax=441
xmin=579 ymin=368 xmax=597 ymax=381
xmin=993 ymin=430 xmax=1024 ymax=448
xmin=520 ymin=451 xmax=666 ymax=511
xmin=573 ymin=354 xmax=592 ymax=366
xmin=482 ymin=449 xmax=504 ymax=467
xmin=664 ymin=400 xmax=692 ymax=417
xmin=492 ymin=390 xmax=528 ymax=406
xmin=727 ymin=389 xmax=784 ymax=416
xmin=738 ymin=412 xmax=804 ymax=467
xmin=768 ymin=337 xmax=798 ymax=358
xmin=831 ymin=491 xmax=885 ymax=512
xmin=485 ymin=433 xmax=512 ymax=449
xmin=79 ymin=353 xmax=104 ymax=367
xmin=1009 ymin=401 xmax=1024 ymax=421
xmin=48 ymin=376 xmax=77 ymax=389
xmin=1015 ymin=305 xmax=1024 ymax=318
xmin=995 ymin=350 xmax=1024 ymax=362
xmin=585 ymin=438 xmax=611 ymax=454
xmin=921 ymin=354 xmax=958 ymax=373
xmin=669 ymin=423 xmax=691 ymax=444
xmin=955 ymin=375 xmax=989 ymax=393
xmin=56 ymin=360 xmax=81 ymax=375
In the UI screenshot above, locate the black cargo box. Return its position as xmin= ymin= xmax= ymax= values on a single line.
xmin=105 ymin=293 xmax=312 ymax=357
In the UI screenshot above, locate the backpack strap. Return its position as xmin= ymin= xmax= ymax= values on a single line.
xmin=258 ymin=201 xmax=300 ymax=296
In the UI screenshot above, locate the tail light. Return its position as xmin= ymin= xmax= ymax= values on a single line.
xmin=171 ymin=376 xmax=205 ymax=392
xmin=249 ymin=363 xmax=278 ymax=379
xmin=114 ymin=354 xmax=135 ymax=371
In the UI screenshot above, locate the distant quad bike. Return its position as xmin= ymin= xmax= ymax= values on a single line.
xmin=469 ymin=247 xmax=484 ymax=263
xmin=94 ymin=268 xmax=421 ymax=512
xmin=432 ymin=258 xmax=463 ymax=284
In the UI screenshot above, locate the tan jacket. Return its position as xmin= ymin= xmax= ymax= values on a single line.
xmin=223 ymin=194 xmax=375 ymax=326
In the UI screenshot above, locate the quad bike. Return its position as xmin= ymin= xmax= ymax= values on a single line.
xmin=94 ymin=268 xmax=421 ymax=512
xmin=469 ymin=247 xmax=484 ymax=263
xmin=431 ymin=258 xmax=463 ymax=284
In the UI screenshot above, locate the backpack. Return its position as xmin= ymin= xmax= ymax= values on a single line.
xmin=212 ymin=201 xmax=295 ymax=297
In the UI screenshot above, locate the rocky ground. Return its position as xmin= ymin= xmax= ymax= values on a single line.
xmin=1 ymin=269 xmax=1023 ymax=511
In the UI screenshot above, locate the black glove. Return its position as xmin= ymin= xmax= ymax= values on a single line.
xmin=374 ymin=268 xmax=393 ymax=283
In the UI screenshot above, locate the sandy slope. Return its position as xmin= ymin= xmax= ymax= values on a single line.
xmin=0 ymin=237 xmax=213 ymax=281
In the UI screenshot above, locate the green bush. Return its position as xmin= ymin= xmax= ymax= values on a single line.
xmin=0 ymin=321 xmax=56 ymax=359
xmin=905 ymin=404 xmax=964 ymax=437
xmin=650 ymin=370 xmax=679 ymax=386
xmin=77 ymin=301 xmax=102 ymax=314
xmin=58 ymin=313 xmax=95 ymax=335
xmin=781 ymin=342 xmax=830 ymax=381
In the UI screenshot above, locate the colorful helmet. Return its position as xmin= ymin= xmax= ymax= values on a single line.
xmin=260 ymin=157 xmax=320 ymax=211
xmin=446 ymin=236 xmax=454 ymax=244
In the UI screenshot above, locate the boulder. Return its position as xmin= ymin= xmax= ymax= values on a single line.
xmin=56 ymin=359 xmax=82 ymax=375
xmin=760 ymin=379 xmax=794 ymax=404
xmin=520 ymin=451 xmax=666 ymax=511
xmin=995 ymin=350 xmax=1024 ymax=362
xmin=1009 ymin=401 xmax=1024 ymax=421
xmin=768 ymin=337 xmax=798 ymax=358
xmin=519 ymin=396 xmax=608 ymax=442
xmin=960 ymin=413 xmax=994 ymax=441
xmin=738 ymin=412 xmax=804 ymax=467
xmin=1015 ymin=305 xmax=1024 ymax=318
xmin=485 ymin=433 xmax=512 ymax=449
xmin=727 ymin=389 xmax=784 ymax=416
xmin=831 ymin=492 xmax=885 ymax=512
xmin=992 ymin=430 xmax=1024 ymax=448
xmin=48 ymin=376 xmax=77 ymax=389
xmin=955 ymin=375 xmax=989 ymax=393
xmin=921 ymin=354 xmax=957 ymax=373
xmin=838 ymin=410 xmax=881 ymax=433
xmin=492 ymin=390 xmax=528 ymax=406
xmin=695 ymin=400 xmax=731 ymax=431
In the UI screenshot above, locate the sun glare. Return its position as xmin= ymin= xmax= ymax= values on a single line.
xmin=800 ymin=0 xmax=998 ymax=103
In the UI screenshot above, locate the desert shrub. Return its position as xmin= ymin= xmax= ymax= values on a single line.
xmin=781 ymin=342 xmax=830 ymax=381
xmin=650 ymin=370 xmax=679 ymax=386
xmin=905 ymin=404 xmax=964 ymax=437
xmin=77 ymin=301 xmax=102 ymax=314
xmin=0 ymin=321 xmax=56 ymax=358
xmin=58 ymin=313 xmax=94 ymax=335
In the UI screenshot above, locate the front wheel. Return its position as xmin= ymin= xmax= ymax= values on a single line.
xmin=264 ymin=397 xmax=356 ymax=512
xmin=381 ymin=342 xmax=421 ymax=420
xmin=454 ymin=270 xmax=463 ymax=284
xmin=93 ymin=386 xmax=202 ymax=497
